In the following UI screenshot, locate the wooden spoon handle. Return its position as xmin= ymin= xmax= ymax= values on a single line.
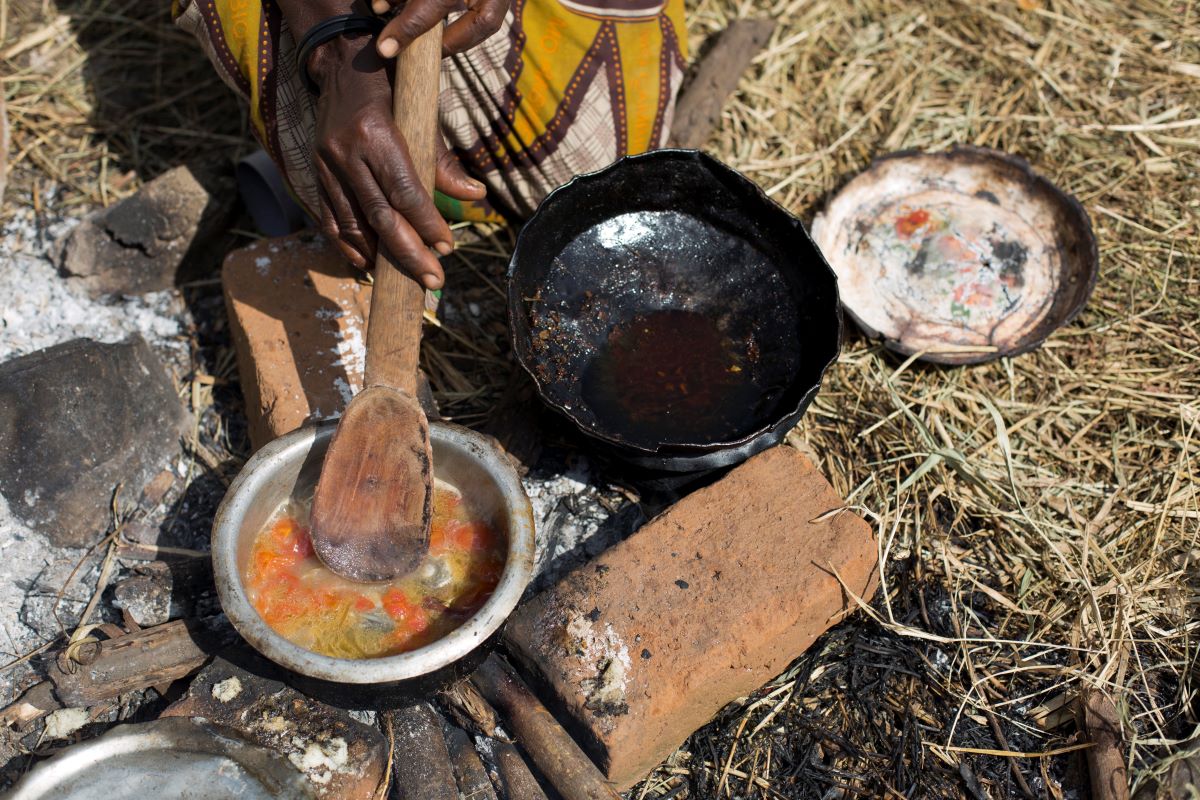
xmin=363 ymin=25 xmax=443 ymax=395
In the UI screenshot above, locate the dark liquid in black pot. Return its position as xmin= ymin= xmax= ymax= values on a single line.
xmin=581 ymin=309 xmax=766 ymax=446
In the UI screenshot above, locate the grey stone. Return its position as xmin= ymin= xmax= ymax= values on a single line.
xmin=0 ymin=336 xmax=189 ymax=548
xmin=112 ymin=574 xmax=172 ymax=627
xmin=57 ymin=164 xmax=235 ymax=297
xmin=112 ymin=558 xmax=215 ymax=627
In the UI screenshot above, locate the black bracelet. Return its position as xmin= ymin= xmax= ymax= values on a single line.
xmin=296 ymin=14 xmax=386 ymax=96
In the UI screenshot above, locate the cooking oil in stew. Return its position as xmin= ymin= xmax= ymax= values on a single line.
xmin=581 ymin=309 xmax=765 ymax=446
xmin=244 ymin=483 xmax=505 ymax=659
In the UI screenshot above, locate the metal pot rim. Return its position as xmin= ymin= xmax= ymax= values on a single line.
xmin=6 ymin=717 xmax=315 ymax=800
xmin=212 ymin=421 xmax=535 ymax=685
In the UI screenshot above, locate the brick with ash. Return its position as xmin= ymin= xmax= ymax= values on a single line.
xmin=505 ymin=445 xmax=879 ymax=790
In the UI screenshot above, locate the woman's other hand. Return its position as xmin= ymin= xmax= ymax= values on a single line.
xmin=370 ymin=0 xmax=510 ymax=58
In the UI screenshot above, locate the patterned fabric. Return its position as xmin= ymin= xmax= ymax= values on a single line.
xmin=174 ymin=0 xmax=688 ymax=222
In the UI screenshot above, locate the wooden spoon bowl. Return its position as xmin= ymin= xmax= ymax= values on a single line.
xmin=308 ymin=25 xmax=443 ymax=582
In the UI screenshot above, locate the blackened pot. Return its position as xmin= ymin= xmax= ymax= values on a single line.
xmin=508 ymin=149 xmax=842 ymax=473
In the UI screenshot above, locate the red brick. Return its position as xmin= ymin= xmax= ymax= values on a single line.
xmin=223 ymin=233 xmax=372 ymax=449
xmin=504 ymin=445 xmax=879 ymax=790
xmin=223 ymin=234 xmax=444 ymax=450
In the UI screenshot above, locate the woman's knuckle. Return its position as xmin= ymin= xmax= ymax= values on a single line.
xmin=351 ymin=115 xmax=377 ymax=140
xmin=366 ymin=205 xmax=393 ymax=231
xmin=479 ymin=1 xmax=505 ymax=29
xmin=398 ymin=16 xmax=426 ymax=40
xmin=387 ymin=180 xmax=420 ymax=210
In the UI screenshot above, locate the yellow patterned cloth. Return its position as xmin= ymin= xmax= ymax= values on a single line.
xmin=174 ymin=0 xmax=688 ymax=222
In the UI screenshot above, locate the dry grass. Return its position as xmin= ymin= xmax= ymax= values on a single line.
xmin=1 ymin=0 xmax=249 ymax=216
xmin=3 ymin=0 xmax=1198 ymax=797
xmin=646 ymin=0 xmax=1199 ymax=797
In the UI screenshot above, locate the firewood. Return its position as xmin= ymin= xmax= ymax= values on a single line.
xmin=0 ymin=681 xmax=57 ymax=729
xmin=1079 ymin=689 xmax=1129 ymax=800
xmin=388 ymin=703 xmax=459 ymax=800
xmin=668 ymin=18 xmax=778 ymax=149
xmin=471 ymin=654 xmax=620 ymax=800
xmin=446 ymin=724 xmax=499 ymax=800
xmin=49 ymin=618 xmax=227 ymax=707
xmin=491 ymin=739 xmax=550 ymax=800
xmin=1 ymin=619 xmax=228 ymax=729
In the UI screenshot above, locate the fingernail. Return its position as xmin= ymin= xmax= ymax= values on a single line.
xmin=467 ymin=178 xmax=486 ymax=192
xmin=372 ymin=0 xmax=388 ymax=12
xmin=434 ymin=241 xmax=453 ymax=256
xmin=422 ymin=273 xmax=442 ymax=290
xmin=378 ymin=38 xmax=398 ymax=57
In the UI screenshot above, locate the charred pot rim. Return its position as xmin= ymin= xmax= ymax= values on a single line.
xmin=507 ymin=149 xmax=843 ymax=473
xmin=815 ymin=145 xmax=1099 ymax=366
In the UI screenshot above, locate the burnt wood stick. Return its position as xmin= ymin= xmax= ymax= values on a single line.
xmin=443 ymin=674 xmax=502 ymax=735
xmin=389 ymin=703 xmax=459 ymax=800
xmin=668 ymin=18 xmax=777 ymax=149
xmin=49 ymin=618 xmax=226 ymax=706
xmin=0 ymin=681 xmax=58 ymax=729
xmin=1079 ymin=689 xmax=1129 ymax=800
xmin=471 ymin=655 xmax=621 ymax=800
xmin=491 ymin=739 xmax=550 ymax=800
xmin=446 ymin=724 xmax=500 ymax=800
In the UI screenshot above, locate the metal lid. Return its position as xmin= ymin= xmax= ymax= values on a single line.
xmin=812 ymin=147 xmax=1097 ymax=365
xmin=7 ymin=718 xmax=315 ymax=800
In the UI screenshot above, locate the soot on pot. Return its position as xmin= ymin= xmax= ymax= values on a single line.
xmin=508 ymin=150 xmax=842 ymax=472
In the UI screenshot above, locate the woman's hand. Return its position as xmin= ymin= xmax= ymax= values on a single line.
xmin=370 ymin=0 xmax=509 ymax=58
xmin=307 ymin=35 xmax=486 ymax=288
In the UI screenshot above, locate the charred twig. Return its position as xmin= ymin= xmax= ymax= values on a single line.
xmin=470 ymin=654 xmax=620 ymax=800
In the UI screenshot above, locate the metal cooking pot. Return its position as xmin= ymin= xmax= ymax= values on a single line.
xmin=508 ymin=149 xmax=842 ymax=474
xmin=211 ymin=422 xmax=535 ymax=706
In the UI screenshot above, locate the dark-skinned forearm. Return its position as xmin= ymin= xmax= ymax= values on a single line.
xmin=276 ymin=0 xmax=362 ymax=41
xmin=275 ymin=0 xmax=385 ymax=89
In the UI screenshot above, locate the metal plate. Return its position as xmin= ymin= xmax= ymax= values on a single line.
xmin=6 ymin=718 xmax=315 ymax=800
xmin=812 ymin=147 xmax=1097 ymax=364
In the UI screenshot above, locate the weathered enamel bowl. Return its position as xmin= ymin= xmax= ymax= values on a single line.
xmin=6 ymin=718 xmax=314 ymax=800
xmin=211 ymin=421 xmax=535 ymax=706
xmin=812 ymin=146 xmax=1098 ymax=365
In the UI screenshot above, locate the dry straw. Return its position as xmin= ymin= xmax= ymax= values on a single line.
xmin=3 ymin=0 xmax=1198 ymax=796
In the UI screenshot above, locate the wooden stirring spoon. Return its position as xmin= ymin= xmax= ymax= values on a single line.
xmin=309 ymin=26 xmax=443 ymax=583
